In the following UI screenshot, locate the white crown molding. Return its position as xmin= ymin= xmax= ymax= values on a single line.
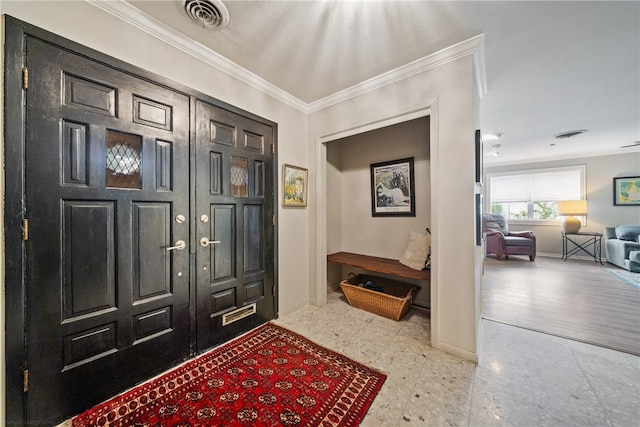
xmin=86 ymin=0 xmax=308 ymax=112
xmin=474 ymin=35 xmax=487 ymax=99
xmin=87 ymin=1 xmax=486 ymax=115
xmin=307 ymin=34 xmax=486 ymax=113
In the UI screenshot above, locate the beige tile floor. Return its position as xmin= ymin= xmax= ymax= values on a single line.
xmin=274 ymin=289 xmax=640 ymax=427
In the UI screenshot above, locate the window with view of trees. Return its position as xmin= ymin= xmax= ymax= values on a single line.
xmin=488 ymin=166 xmax=585 ymax=221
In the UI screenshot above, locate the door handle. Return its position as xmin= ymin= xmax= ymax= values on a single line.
xmin=166 ymin=240 xmax=186 ymax=251
xmin=200 ymin=237 xmax=221 ymax=247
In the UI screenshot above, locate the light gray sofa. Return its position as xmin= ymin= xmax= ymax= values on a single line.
xmin=604 ymin=225 xmax=640 ymax=272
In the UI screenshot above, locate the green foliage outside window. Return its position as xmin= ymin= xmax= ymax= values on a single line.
xmin=533 ymin=201 xmax=557 ymax=220
xmin=491 ymin=201 xmax=558 ymax=220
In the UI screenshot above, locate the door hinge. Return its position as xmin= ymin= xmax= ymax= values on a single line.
xmin=23 ymin=369 xmax=29 ymax=392
xmin=271 ymin=143 xmax=275 ymax=154
xmin=272 ymin=286 xmax=276 ymax=297
xmin=22 ymin=219 xmax=29 ymax=241
xmin=272 ymin=215 xmax=276 ymax=226
xmin=22 ymin=67 xmax=29 ymax=90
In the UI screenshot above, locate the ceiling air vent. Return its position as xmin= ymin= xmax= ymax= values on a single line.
xmin=184 ymin=0 xmax=230 ymax=30
xmin=553 ymin=129 xmax=587 ymax=139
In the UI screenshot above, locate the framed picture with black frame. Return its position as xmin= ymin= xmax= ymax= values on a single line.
xmin=475 ymin=129 xmax=483 ymax=185
xmin=475 ymin=193 xmax=483 ymax=246
xmin=370 ymin=157 xmax=416 ymax=217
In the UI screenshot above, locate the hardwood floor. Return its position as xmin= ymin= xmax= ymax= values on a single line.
xmin=482 ymin=255 xmax=640 ymax=356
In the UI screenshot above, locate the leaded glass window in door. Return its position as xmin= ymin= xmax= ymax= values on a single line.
xmin=106 ymin=130 xmax=142 ymax=189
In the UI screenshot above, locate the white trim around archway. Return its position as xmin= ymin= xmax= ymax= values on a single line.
xmin=312 ymin=102 xmax=439 ymax=347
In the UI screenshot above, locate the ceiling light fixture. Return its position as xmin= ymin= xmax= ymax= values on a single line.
xmin=483 ymin=143 xmax=501 ymax=157
xmin=184 ymin=0 xmax=230 ymax=30
xmin=482 ymin=132 xmax=504 ymax=141
xmin=553 ymin=129 xmax=587 ymax=139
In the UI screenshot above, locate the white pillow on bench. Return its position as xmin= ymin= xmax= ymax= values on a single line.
xmin=399 ymin=231 xmax=430 ymax=271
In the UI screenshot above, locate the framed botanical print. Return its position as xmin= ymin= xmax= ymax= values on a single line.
xmin=282 ymin=164 xmax=308 ymax=207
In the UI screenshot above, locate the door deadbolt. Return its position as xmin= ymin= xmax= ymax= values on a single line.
xmin=200 ymin=237 xmax=221 ymax=247
xmin=166 ymin=240 xmax=186 ymax=251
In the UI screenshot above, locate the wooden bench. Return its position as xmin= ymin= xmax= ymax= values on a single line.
xmin=327 ymin=251 xmax=430 ymax=281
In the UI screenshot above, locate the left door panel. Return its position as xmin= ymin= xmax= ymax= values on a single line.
xmin=23 ymin=37 xmax=191 ymax=423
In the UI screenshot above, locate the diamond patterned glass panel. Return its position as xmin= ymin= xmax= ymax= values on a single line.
xmin=106 ymin=130 xmax=142 ymax=189
xmin=230 ymin=156 xmax=248 ymax=197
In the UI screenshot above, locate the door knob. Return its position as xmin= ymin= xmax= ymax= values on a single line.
xmin=166 ymin=240 xmax=186 ymax=251
xmin=200 ymin=237 xmax=221 ymax=247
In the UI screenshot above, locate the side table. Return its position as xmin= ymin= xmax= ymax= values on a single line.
xmin=561 ymin=231 xmax=603 ymax=264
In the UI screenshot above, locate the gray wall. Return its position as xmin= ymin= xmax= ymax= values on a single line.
xmin=484 ymin=152 xmax=640 ymax=256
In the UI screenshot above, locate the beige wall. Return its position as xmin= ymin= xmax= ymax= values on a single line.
xmin=485 ymin=152 xmax=640 ymax=256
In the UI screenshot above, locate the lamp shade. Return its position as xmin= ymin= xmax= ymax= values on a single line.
xmin=556 ymin=200 xmax=587 ymax=216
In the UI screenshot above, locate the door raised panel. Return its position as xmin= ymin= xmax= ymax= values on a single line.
xmin=63 ymin=201 xmax=116 ymax=318
xmin=63 ymin=323 xmax=117 ymax=370
xmin=133 ymin=306 xmax=173 ymax=343
xmin=155 ymin=139 xmax=173 ymax=191
xmin=133 ymin=202 xmax=171 ymax=300
xmin=133 ymin=95 xmax=172 ymax=131
xmin=244 ymin=204 xmax=263 ymax=275
xmin=211 ymin=204 xmax=236 ymax=281
xmin=62 ymin=120 xmax=90 ymax=186
xmin=63 ymin=73 xmax=117 ymax=117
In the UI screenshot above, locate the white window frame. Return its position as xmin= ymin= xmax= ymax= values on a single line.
xmin=486 ymin=165 xmax=586 ymax=225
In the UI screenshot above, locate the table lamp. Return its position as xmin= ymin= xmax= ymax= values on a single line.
xmin=557 ymin=200 xmax=587 ymax=233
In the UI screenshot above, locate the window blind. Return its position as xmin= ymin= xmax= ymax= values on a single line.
xmin=491 ymin=168 xmax=582 ymax=203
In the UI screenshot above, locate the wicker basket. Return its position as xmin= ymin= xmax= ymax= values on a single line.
xmin=339 ymin=273 xmax=417 ymax=321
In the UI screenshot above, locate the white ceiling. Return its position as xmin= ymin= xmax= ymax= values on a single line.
xmin=100 ymin=0 xmax=639 ymax=166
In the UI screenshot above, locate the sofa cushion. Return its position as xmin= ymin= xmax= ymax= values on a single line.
xmin=615 ymin=225 xmax=640 ymax=241
xmin=504 ymin=236 xmax=533 ymax=247
xmin=630 ymin=251 xmax=640 ymax=263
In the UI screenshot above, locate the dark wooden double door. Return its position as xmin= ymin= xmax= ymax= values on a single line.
xmin=11 ymin=31 xmax=276 ymax=425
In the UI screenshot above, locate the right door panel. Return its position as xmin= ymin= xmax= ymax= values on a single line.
xmin=195 ymin=100 xmax=276 ymax=352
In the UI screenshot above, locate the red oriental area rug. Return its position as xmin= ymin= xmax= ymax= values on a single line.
xmin=73 ymin=323 xmax=386 ymax=426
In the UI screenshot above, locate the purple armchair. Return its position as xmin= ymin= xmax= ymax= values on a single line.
xmin=482 ymin=214 xmax=536 ymax=261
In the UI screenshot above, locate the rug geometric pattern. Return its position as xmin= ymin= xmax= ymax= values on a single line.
xmin=72 ymin=323 xmax=386 ymax=426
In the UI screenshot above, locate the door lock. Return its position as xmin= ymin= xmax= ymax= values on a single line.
xmin=166 ymin=240 xmax=186 ymax=251
xmin=200 ymin=237 xmax=221 ymax=247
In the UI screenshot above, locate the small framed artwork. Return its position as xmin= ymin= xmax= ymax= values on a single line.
xmin=613 ymin=176 xmax=640 ymax=206
xmin=475 ymin=193 xmax=483 ymax=246
xmin=282 ymin=164 xmax=308 ymax=207
xmin=475 ymin=129 xmax=483 ymax=185
xmin=370 ymin=157 xmax=415 ymax=217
